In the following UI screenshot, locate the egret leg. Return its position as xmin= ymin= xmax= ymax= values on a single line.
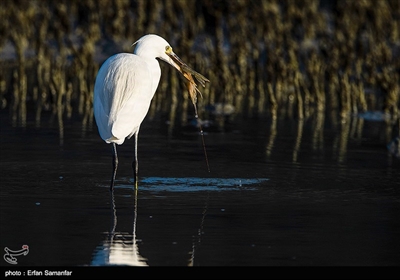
xmin=132 ymin=131 xmax=139 ymax=188
xmin=110 ymin=143 xmax=118 ymax=191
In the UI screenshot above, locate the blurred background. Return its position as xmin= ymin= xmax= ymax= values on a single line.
xmin=0 ymin=0 xmax=399 ymax=136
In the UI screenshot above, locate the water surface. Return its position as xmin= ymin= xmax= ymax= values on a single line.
xmin=0 ymin=112 xmax=399 ymax=268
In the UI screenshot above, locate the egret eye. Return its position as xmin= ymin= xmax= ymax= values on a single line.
xmin=165 ymin=46 xmax=172 ymax=53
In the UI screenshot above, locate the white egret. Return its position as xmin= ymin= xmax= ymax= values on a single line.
xmin=94 ymin=34 xmax=209 ymax=190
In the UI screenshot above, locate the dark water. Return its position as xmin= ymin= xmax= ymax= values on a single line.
xmin=0 ymin=111 xmax=399 ymax=269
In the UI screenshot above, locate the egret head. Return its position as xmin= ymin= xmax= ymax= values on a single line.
xmin=132 ymin=34 xmax=182 ymax=71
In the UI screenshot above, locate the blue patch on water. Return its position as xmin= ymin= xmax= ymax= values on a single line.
xmin=103 ymin=177 xmax=269 ymax=192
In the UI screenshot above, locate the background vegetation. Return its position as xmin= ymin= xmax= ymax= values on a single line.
xmin=0 ymin=0 xmax=399 ymax=131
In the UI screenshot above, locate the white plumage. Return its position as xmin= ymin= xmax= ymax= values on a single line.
xmin=94 ymin=35 xmax=176 ymax=145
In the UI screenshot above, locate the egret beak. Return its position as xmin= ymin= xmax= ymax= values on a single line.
xmin=164 ymin=47 xmax=185 ymax=72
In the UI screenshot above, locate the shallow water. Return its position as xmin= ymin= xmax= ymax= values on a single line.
xmin=0 ymin=111 xmax=399 ymax=268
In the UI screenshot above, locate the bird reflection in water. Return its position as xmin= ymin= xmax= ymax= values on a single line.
xmin=90 ymin=177 xmax=236 ymax=266
xmin=91 ymin=188 xmax=147 ymax=266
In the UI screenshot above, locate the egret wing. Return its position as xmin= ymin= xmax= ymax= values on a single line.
xmin=94 ymin=54 xmax=153 ymax=144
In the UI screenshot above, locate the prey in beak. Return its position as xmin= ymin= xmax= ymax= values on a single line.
xmin=165 ymin=45 xmax=211 ymax=173
xmin=165 ymin=46 xmax=210 ymax=106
